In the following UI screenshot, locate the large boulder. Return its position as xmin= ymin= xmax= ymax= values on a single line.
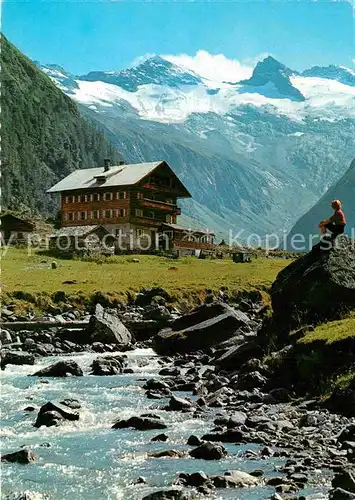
xmin=1 ymin=449 xmax=36 ymax=464
xmin=329 ymin=488 xmax=355 ymax=500
xmin=34 ymin=410 xmax=64 ymax=428
xmin=153 ymin=303 xmax=250 ymax=355
xmin=189 ymin=442 xmax=227 ymax=460
xmin=271 ymin=235 xmax=355 ymax=332
xmin=142 ymin=491 xmax=190 ymax=500
xmin=201 ymin=429 xmax=245 ymax=443
xmin=90 ymin=356 xmax=124 ymax=375
xmin=214 ymin=340 xmax=263 ymax=371
xmin=135 ymin=287 xmax=171 ymax=306
xmin=1 ymin=351 xmax=35 ymax=370
xmin=112 ymin=416 xmax=167 ymax=431
xmin=325 ymin=380 xmax=355 ymax=417
xmin=87 ymin=304 xmax=132 ymax=345
xmin=209 ymin=470 xmax=260 ymax=488
xmin=166 ymin=396 xmax=194 ymax=412
xmin=332 ymin=470 xmax=355 ymax=494
xmin=34 ymin=401 xmax=80 ymax=427
xmin=31 ymin=360 xmax=83 ymax=377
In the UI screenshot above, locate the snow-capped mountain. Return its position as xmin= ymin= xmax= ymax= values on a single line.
xmin=238 ymin=56 xmax=305 ymax=102
xmin=78 ymin=56 xmax=203 ymax=92
xmin=302 ymin=65 xmax=355 ymax=87
xmin=37 ymin=55 xmax=355 ymax=123
xmin=35 ymin=62 xmax=79 ymax=94
xmin=36 ymin=55 xmax=355 ymax=239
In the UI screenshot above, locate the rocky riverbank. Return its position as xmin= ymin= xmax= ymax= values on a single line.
xmin=1 ymin=309 xmax=354 ymax=498
xmin=1 ymin=237 xmax=355 ymax=499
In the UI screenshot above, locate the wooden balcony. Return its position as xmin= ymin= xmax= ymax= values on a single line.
xmin=132 ymin=217 xmax=164 ymax=227
xmin=172 ymin=239 xmax=215 ymax=250
xmin=141 ymin=183 xmax=182 ymax=194
xmin=141 ymin=199 xmax=181 ymax=214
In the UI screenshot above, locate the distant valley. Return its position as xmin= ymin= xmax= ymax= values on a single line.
xmin=4 ymin=32 xmax=355 ymax=240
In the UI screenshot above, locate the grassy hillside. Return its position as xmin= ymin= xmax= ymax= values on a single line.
xmin=1 ymin=248 xmax=290 ymax=313
xmin=1 ymin=35 xmax=121 ymax=215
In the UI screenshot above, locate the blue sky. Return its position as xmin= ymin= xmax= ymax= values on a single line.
xmin=3 ymin=0 xmax=354 ymax=75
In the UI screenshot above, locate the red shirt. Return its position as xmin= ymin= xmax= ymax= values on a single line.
xmin=330 ymin=209 xmax=346 ymax=225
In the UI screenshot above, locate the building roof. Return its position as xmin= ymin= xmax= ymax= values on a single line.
xmin=0 ymin=213 xmax=35 ymax=231
xmin=50 ymin=225 xmax=111 ymax=238
xmin=47 ymin=161 xmax=190 ymax=195
xmin=162 ymin=223 xmax=215 ymax=236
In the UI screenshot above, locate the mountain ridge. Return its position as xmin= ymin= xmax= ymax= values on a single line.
xmin=17 ymin=44 xmax=355 ymax=238
xmin=288 ymin=158 xmax=355 ymax=247
xmin=2 ymin=35 xmax=122 ymax=215
xmin=238 ymin=56 xmax=305 ymax=102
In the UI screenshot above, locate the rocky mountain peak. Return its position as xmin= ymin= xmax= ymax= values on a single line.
xmin=239 ymin=56 xmax=305 ymax=102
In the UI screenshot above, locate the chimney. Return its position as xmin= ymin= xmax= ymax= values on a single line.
xmin=119 ymin=160 xmax=125 ymax=166
xmin=104 ymin=158 xmax=111 ymax=172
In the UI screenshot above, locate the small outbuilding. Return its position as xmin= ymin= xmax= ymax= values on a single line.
xmin=232 ymin=252 xmax=252 ymax=263
xmin=49 ymin=225 xmax=116 ymax=252
xmin=159 ymin=223 xmax=215 ymax=256
xmin=0 ymin=214 xmax=35 ymax=244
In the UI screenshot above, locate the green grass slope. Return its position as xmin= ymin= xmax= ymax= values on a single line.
xmin=1 ymin=35 xmax=121 ymax=215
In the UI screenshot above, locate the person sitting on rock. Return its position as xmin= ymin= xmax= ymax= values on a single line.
xmin=318 ymin=199 xmax=346 ymax=237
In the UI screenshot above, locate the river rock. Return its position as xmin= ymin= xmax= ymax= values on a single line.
xmin=1 ymin=449 xmax=36 ymax=464
xmin=31 ymin=360 xmax=83 ymax=377
xmin=151 ymin=433 xmax=168 ymax=442
xmin=214 ymin=341 xmax=263 ymax=371
xmin=153 ymin=303 xmax=250 ymax=355
xmin=210 ymin=470 xmax=260 ymax=488
xmin=149 ymin=449 xmax=185 ymax=458
xmin=0 ymin=330 xmax=12 ymax=344
xmin=1 ymin=351 xmax=35 ymax=370
xmin=159 ymin=367 xmax=180 ymax=377
xmin=60 ymin=398 xmax=81 ymax=409
xmin=112 ymin=416 xmax=167 ymax=431
xmin=189 ymin=442 xmax=227 ymax=460
xmin=143 ymin=304 xmax=171 ymax=322
xmin=90 ymin=356 xmax=124 ymax=375
xmin=87 ymin=304 xmax=132 ymax=345
xmin=268 ymin=387 xmax=292 ymax=403
xmin=326 ymin=381 xmax=355 ymax=417
xmin=187 ymin=435 xmax=202 ymax=446
xmin=178 ymin=471 xmax=209 ymax=487
xmin=135 ymin=287 xmax=171 ymax=306
xmin=166 ymin=396 xmax=194 ymax=411
xmin=338 ymin=425 xmax=355 ymax=443
xmin=332 ymin=470 xmax=355 ymax=493
xmin=329 ymin=488 xmax=355 ymax=499
xmin=34 ymin=401 xmax=80 ymax=427
xmin=34 ymin=410 xmax=64 ymax=427
xmin=234 ymin=371 xmax=267 ymax=390
xmin=142 ymin=490 xmax=190 ymax=500
xmin=271 ymin=235 xmax=355 ymax=332
xmin=143 ymin=379 xmax=171 ymax=392
xmin=201 ymin=429 xmax=245 ymax=443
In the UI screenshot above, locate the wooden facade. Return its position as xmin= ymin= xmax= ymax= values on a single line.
xmin=159 ymin=223 xmax=215 ymax=255
xmin=48 ymin=160 xmax=215 ymax=251
xmin=59 ymin=162 xmax=184 ymax=233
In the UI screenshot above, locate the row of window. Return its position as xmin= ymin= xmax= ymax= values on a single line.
xmin=65 ymin=209 xmax=127 ymax=221
xmin=64 ymin=192 xmax=177 ymax=205
xmin=64 ymin=192 xmax=128 ymax=204
xmin=64 ymin=209 xmax=173 ymax=222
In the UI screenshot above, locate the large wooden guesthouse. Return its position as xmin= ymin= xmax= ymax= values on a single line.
xmin=48 ymin=160 xmax=215 ymax=252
